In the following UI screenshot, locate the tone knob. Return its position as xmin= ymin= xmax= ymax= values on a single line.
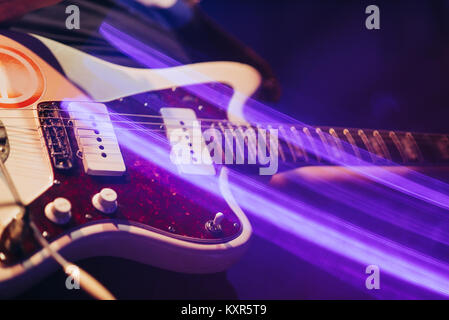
xmin=45 ymin=197 xmax=72 ymax=225
xmin=92 ymin=188 xmax=118 ymax=214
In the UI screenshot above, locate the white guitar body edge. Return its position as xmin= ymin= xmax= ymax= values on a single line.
xmin=32 ymin=34 xmax=261 ymax=125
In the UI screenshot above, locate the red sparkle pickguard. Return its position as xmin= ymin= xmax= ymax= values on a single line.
xmin=28 ymin=85 xmax=242 ymax=253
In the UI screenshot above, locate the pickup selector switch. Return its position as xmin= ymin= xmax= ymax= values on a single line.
xmin=45 ymin=198 xmax=72 ymax=225
xmin=205 ymin=212 xmax=224 ymax=234
xmin=92 ymin=188 xmax=118 ymax=214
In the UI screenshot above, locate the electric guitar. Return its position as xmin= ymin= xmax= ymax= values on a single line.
xmin=0 ymin=31 xmax=448 ymax=297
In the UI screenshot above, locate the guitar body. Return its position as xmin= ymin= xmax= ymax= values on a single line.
xmin=0 ymin=32 xmax=260 ymax=296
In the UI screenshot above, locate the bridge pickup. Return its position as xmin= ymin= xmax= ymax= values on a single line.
xmin=66 ymin=102 xmax=126 ymax=176
xmin=38 ymin=102 xmax=74 ymax=170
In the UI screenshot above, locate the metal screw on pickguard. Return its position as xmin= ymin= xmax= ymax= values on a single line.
xmin=54 ymin=180 xmax=61 ymax=185
xmin=0 ymin=252 xmax=6 ymax=262
xmin=42 ymin=231 xmax=49 ymax=238
xmin=168 ymin=225 xmax=175 ymax=233
xmin=233 ymin=223 xmax=239 ymax=229
xmin=85 ymin=214 xmax=92 ymax=219
xmin=198 ymin=105 xmax=204 ymax=111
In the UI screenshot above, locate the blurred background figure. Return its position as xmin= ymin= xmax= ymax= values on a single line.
xmin=4 ymin=0 xmax=280 ymax=101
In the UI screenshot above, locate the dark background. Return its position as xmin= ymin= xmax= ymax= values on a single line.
xmin=200 ymin=0 xmax=449 ymax=133
xmin=16 ymin=0 xmax=449 ymax=299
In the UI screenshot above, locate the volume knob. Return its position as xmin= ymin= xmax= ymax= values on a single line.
xmin=92 ymin=188 xmax=118 ymax=214
xmin=45 ymin=197 xmax=72 ymax=225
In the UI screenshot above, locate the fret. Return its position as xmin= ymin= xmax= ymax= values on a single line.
xmin=256 ymin=124 xmax=270 ymax=164
xmin=389 ymin=131 xmax=406 ymax=163
xmin=268 ymin=125 xmax=286 ymax=162
xmin=365 ymin=131 xmax=384 ymax=160
xmin=343 ymin=129 xmax=362 ymax=162
xmin=207 ymin=122 xmax=225 ymax=164
xmin=238 ymin=124 xmax=258 ymax=163
xmin=227 ymin=123 xmax=245 ymax=164
xmin=315 ymin=128 xmax=332 ymax=159
xmin=436 ymin=135 xmax=449 ymax=160
xmin=358 ymin=129 xmax=377 ymax=163
xmin=392 ymin=132 xmax=421 ymax=163
xmin=373 ymin=130 xmax=392 ymax=161
xmin=401 ymin=132 xmax=418 ymax=162
xmin=290 ymin=126 xmax=309 ymax=162
xmin=218 ymin=122 xmax=235 ymax=164
xmin=303 ymin=127 xmax=321 ymax=162
xmin=279 ymin=126 xmax=297 ymax=162
xmin=328 ymin=128 xmax=345 ymax=161
xmin=405 ymin=132 xmax=424 ymax=163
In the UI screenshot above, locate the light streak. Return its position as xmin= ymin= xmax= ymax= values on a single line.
xmin=62 ymin=23 xmax=449 ymax=298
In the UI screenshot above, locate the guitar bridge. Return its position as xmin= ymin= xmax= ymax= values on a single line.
xmin=38 ymin=102 xmax=74 ymax=170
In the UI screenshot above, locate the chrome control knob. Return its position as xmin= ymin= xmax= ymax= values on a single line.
xmin=45 ymin=197 xmax=72 ymax=225
xmin=92 ymin=188 xmax=118 ymax=214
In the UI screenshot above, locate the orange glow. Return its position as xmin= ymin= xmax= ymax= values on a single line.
xmin=0 ymin=46 xmax=45 ymax=108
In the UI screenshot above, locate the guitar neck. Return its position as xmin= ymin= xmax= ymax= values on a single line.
xmin=275 ymin=125 xmax=449 ymax=167
xmin=208 ymin=122 xmax=449 ymax=168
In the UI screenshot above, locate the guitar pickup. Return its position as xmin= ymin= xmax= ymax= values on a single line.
xmin=161 ymin=107 xmax=216 ymax=175
xmin=67 ymin=102 xmax=126 ymax=176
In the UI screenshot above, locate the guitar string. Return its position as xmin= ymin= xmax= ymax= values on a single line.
xmin=2 ymin=131 xmax=448 ymax=168
xmin=0 ymin=124 xmax=445 ymax=158
xmin=0 ymin=115 xmax=232 ymax=124
xmin=2 ymin=125 xmax=443 ymax=164
xmin=0 ymin=108 xmax=238 ymax=123
xmin=39 ymin=117 xmax=227 ymax=126
xmin=0 ymin=111 xmax=446 ymax=163
xmin=0 ymin=113 xmax=273 ymax=135
xmin=0 ymin=108 xmax=333 ymax=128
xmin=0 ymin=110 xmax=446 ymax=137
xmin=1 ymin=123 xmax=257 ymax=134
xmin=1 ymin=110 xmax=447 ymax=144
xmin=1 ymin=121 xmax=445 ymax=147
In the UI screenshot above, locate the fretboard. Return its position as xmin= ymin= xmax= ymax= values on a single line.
xmin=282 ymin=126 xmax=449 ymax=166
xmin=206 ymin=123 xmax=449 ymax=167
